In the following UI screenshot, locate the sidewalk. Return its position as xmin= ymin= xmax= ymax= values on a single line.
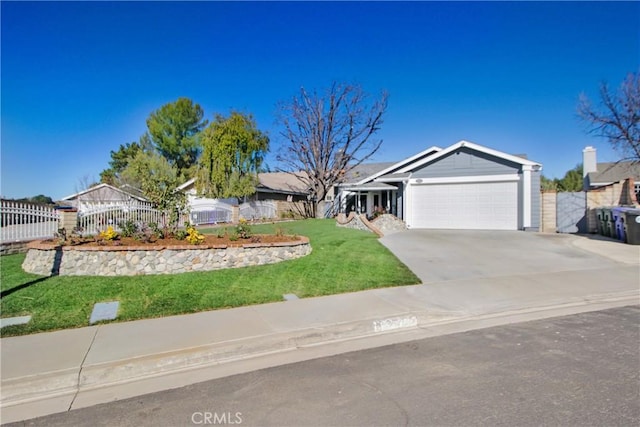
xmin=1 ymin=234 xmax=639 ymax=424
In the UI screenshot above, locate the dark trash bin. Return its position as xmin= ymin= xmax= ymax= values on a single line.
xmin=623 ymin=209 xmax=640 ymax=245
xmin=611 ymin=207 xmax=632 ymax=242
xmin=601 ymin=208 xmax=613 ymax=237
xmin=595 ymin=208 xmax=604 ymax=235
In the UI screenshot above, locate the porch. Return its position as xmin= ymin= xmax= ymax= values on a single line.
xmin=336 ymin=182 xmax=402 ymax=219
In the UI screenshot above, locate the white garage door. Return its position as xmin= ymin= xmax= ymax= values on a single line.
xmin=409 ymin=181 xmax=519 ymax=230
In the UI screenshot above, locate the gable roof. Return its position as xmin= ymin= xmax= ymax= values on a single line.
xmin=588 ymin=161 xmax=640 ymax=186
xmin=61 ymin=183 xmax=148 ymax=202
xmin=396 ymin=140 xmax=541 ymax=174
xmin=350 ymin=146 xmax=442 ymax=185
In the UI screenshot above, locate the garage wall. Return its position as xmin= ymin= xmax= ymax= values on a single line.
xmin=411 ymin=148 xmax=520 ymax=178
xmin=529 ymin=170 xmax=541 ymax=231
xmin=407 ymin=180 xmax=520 ymax=230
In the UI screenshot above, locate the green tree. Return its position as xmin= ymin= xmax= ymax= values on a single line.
xmin=540 ymin=175 xmax=558 ymax=191
xmin=30 ymin=195 xmax=54 ymax=205
xmin=196 ymin=111 xmax=269 ymax=199
xmin=541 ymin=164 xmax=584 ymax=192
xmin=555 ymin=164 xmax=584 ymax=192
xmin=146 ymin=98 xmax=208 ymax=178
xmin=100 ymin=141 xmax=142 ymax=185
xmin=121 ymin=151 xmax=187 ymax=230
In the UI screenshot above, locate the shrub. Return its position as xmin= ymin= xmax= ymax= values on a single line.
xmin=148 ymin=222 xmax=164 ymax=239
xmin=119 ymin=220 xmax=138 ymax=238
xmin=186 ymin=226 xmax=205 ymax=245
xmin=99 ymin=226 xmax=119 ymax=241
xmin=174 ymin=229 xmax=188 ymax=240
xmin=236 ymin=218 xmax=252 ymax=239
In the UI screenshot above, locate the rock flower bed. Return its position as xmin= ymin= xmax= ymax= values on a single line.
xmin=22 ymin=223 xmax=311 ymax=276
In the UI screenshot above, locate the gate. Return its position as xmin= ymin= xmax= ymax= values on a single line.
xmin=556 ymin=191 xmax=587 ymax=233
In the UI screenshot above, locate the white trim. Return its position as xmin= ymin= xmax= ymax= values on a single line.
xmin=408 ymin=174 xmax=520 ymax=185
xmin=374 ymin=174 xmax=410 ymax=183
xmin=397 ymin=140 xmax=541 ymax=174
xmin=354 ymin=146 xmax=442 ymax=185
xmin=340 ymin=185 xmax=397 ymax=191
xmin=589 ymin=181 xmax=616 ymax=187
xmin=406 ymin=182 xmax=413 ymax=228
xmin=176 ymin=178 xmax=197 ymax=191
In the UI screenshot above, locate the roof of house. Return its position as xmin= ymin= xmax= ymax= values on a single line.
xmin=338 ymin=141 xmax=540 ymax=191
xmin=588 ymin=161 xmax=640 ymax=185
xmin=177 ymin=173 xmax=309 ymax=195
xmin=257 ymin=172 xmax=309 ymax=194
xmin=61 ymin=183 xmax=148 ymax=202
xmin=395 ymin=140 xmax=541 ymax=174
xmin=341 ymin=162 xmax=397 ymax=184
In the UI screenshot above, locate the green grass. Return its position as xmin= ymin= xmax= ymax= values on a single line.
xmin=0 ymin=219 xmax=419 ymax=337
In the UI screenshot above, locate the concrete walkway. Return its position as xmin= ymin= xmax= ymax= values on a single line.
xmin=1 ymin=233 xmax=638 ymax=424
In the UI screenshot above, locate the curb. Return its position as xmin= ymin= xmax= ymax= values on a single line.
xmin=3 ymin=293 xmax=638 ymax=411
xmin=1 ymin=311 xmax=442 ymax=408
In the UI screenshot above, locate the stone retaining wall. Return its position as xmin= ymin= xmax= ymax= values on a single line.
xmin=22 ymin=237 xmax=311 ymax=276
xmin=336 ymin=212 xmax=379 ymax=235
xmin=371 ymin=214 xmax=407 ymax=235
xmin=336 ymin=212 xmax=404 ymax=237
xmin=0 ymin=241 xmax=30 ymax=255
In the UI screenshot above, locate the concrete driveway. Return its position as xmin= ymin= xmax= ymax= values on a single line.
xmin=379 ymin=229 xmax=639 ymax=316
xmin=380 ymin=229 xmax=636 ymax=284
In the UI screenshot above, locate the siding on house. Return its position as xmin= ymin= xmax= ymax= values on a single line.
xmin=529 ymin=170 xmax=541 ymax=231
xmin=396 ymin=182 xmax=404 ymax=220
xmin=412 ymin=148 xmax=520 ymax=178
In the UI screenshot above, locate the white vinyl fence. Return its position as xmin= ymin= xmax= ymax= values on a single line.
xmin=0 ymin=200 xmax=60 ymax=243
xmin=77 ymin=201 xmax=167 ymax=236
xmin=239 ymin=201 xmax=277 ymax=221
xmin=189 ymin=201 xmax=234 ymax=225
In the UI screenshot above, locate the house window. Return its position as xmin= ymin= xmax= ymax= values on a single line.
xmin=635 ymin=183 xmax=640 ymax=203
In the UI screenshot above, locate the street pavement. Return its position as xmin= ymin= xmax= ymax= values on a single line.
xmin=1 ymin=231 xmax=639 ymax=424
xmin=7 ymin=305 xmax=639 ymax=427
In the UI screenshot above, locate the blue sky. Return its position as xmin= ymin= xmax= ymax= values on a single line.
xmin=1 ymin=1 xmax=638 ymax=200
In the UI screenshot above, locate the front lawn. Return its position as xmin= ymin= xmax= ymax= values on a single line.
xmin=0 ymin=219 xmax=419 ymax=337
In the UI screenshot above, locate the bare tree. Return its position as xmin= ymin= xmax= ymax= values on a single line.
xmin=75 ymin=174 xmax=100 ymax=194
xmin=578 ymin=71 xmax=640 ymax=161
xmin=277 ymin=82 xmax=388 ymax=217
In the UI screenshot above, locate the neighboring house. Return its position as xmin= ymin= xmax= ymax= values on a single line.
xmin=176 ymin=173 xmax=310 ymax=224
xmin=252 ymin=172 xmax=310 ymax=202
xmin=331 ymin=140 xmax=542 ymax=231
xmin=60 ymin=183 xmax=149 ymax=211
xmin=582 ymin=146 xmax=640 ymax=202
xmin=177 ymin=173 xmax=309 ymax=205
